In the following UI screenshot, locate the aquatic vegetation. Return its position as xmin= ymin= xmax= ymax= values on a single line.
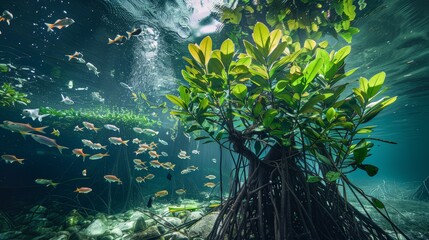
xmin=167 ymin=22 xmax=405 ymax=239
xmin=39 ymin=106 xmax=160 ymax=129
xmin=0 ymin=83 xmax=30 ymax=106
xmin=218 ymin=0 xmax=365 ymax=43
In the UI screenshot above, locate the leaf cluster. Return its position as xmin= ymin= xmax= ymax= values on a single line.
xmin=167 ymin=22 xmax=396 ymax=183
xmin=0 ymin=83 xmax=31 ymax=107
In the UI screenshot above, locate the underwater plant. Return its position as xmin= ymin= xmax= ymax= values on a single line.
xmin=218 ymin=0 xmax=365 ymax=44
xmin=39 ymin=106 xmax=160 ymax=129
xmin=167 ymin=22 xmax=407 ymax=239
xmin=0 ymin=83 xmax=30 ymax=106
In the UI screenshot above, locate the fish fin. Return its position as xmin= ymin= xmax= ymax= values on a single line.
xmin=93 ymin=127 xmax=101 ymax=132
xmin=126 ymin=31 xmax=132 ymax=39
xmin=57 ymin=145 xmax=69 ymax=154
xmin=108 ymin=38 xmax=115 ymax=44
xmin=38 ymin=114 xmax=49 ymax=122
xmin=123 ymin=140 xmax=129 ymax=146
xmin=20 ymin=131 xmax=31 ymax=139
xmin=45 ymin=23 xmax=54 ymax=31
xmin=51 ymin=182 xmax=59 ymax=188
xmin=6 ymin=20 xmax=10 ymax=26
xmin=0 ymin=17 xmax=4 ymax=22
xmin=66 ymin=55 xmax=73 ymax=61
xmin=17 ymin=159 xmax=24 ymax=164
xmin=56 ymin=25 xmax=64 ymax=29
xmin=34 ymin=126 xmax=48 ymax=134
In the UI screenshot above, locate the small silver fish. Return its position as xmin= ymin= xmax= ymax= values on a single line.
xmin=191 ymin=149 xmax=200 ymax=155
xmin=120 ymin=82 xmax=132 ymax=91
xmin=22 ymin=108 xmax=49 ymax=122
xmin=61 ymin=94 xmax=74 ymax=105
xmin=158 ymin=138 xmax=168 ymax=145
xmin=104 ymin=124 xmax=120 ymax=133
xmin=211 ymin=158 xmax=217 ymax=163
xmin=161 ymin=152 xmax=168 ymax=157
xmin=86 ymin=62 xmax=99 ymax=77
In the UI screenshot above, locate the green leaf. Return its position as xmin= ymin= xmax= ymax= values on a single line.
xmin=220 ymin=38 xmax=234 ymax=69
xmin=307 ymin=175 xmax=322 ymax=183
xmin=358 ymin=164 xmax=379 ymax=177
xmin=178 ymin=86 xmax=191 ymax=105
xmin=188 ymin=44 xmax=203 ymax=65
xmin=371 ymin=197 xmax=385 ymax=209
xmin=333 ymin=46 xmax=351 ymax=64
xmin=199 ymin=98 xmax=209 ymax=110
xmin=315 ymin=151 xmax=332 ymax=166
xmin=326 ymin=107 xmax=336 ymax=123
xmin=356 ymin=128 xmax=372 ymax=134
xmin=243 ymin=40 xmax=265 ymax=64
xmin=207 ymin=58 xmax=224 ymax=75
xmin=325 ymin=171 xmax=341 ymax=182
xmin=263 ymin=109 xmax=278 ymax=127
xmin=268 ymin=29 xmax=282 ymax=54
xmin=166 ymin=94 xmax=187 ymax=109
xmin=343 ymin=0 xmax=357 ymax=20
xmin=268 ymin=42 xmax=288 ymax=67
xmin=252 ymin=22 xmax=270 ymax=56
xmin=232 ymin=84 xmax=247 ymax=100
xmin=200 ymin=36 xmax=212 ymax=66
xmin=367 ymin=72 xmax=386 ymax=99
xmin=304 ymin=39 xmax=317 ymax=50
xmin=195 ymin=136 xmax=210 ymax=141
xmin=318 ymin=41 xmax=329 ymax=49
xmin=303 ymin=58 xmax=323 ymax=87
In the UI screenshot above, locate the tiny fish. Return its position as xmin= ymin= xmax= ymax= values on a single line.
xmin=1 ymin=154 xmax=24 ymax=164
xmin=51 ymin=128 xmax=60 ymax=137
xmin=91 ymin=143 xmax=107 ymax=150
xmin=133 ymin=159 xmax=145 ymax=165
xmin=75 ymin=87 xmax=88 ymax=91
xmin=205 ymin=175 xmax=216 ymax=180
xmin=132 ymin=138 xmax=141 ymax=144
xmin=0 ymin=10 xmax=13 ymax=25
xmin=104 ymin=175 xmax=122 ymax=184
xmin=191 ymin=149 xmax=200 ymax=155
xmin=144 ymin=174 xmax=155 ymax=181
xmin=155 ymin=190 xmax=168 ymax=198
xmin=35 ymin=179 xmax=59 ymax=187
xmin=74 ymin=125 xmax=84 ymax=132
xmin=104 ymin=124 xmax=120 ymax=133
xmin=86 ymin=62 xmax=100 ymax=77
xmin=175 ymin=189 xmax=186 ymax=195
xmin=212 ymin=158 xmax=217 ymax=163
xmin=89 ymin=152 xmax=110 ymax=160
xmin=30 ymin=134 xmax=68 ymax=154
xmin=72 ymin=148 xmax=90 ymax=162
xmin=76 ymin=57 xmax=86 ymax=64
xmin=82 ymin=121 xmax=100 ymax=132
xmin=74 ymin=187 xmax=92 ymax=194
xmin=126 ymin=27 xmax=142 ymax=39
xmin=65 ymin=51 xmax=83 ymax=61
xmin=119 ymin=82 xmax=132 ymax=91
xmin=108 ymin=34 xmax=127 ymax=45
xmin=181 ymin=169 xmax=191 ymax=175
xmin=148 ymin=151 xmax=161 ymax=158
xmin=149 ymin=160 xmax=162 ymax=168
xmin=141 ymin=128 xmax=159 ymax=136
xmin=81 ymin=139 xmax=94 ymax=148
xmin=161 ymin=151 xmax=168 ymax=157
xmin=136 ymin=176 xmax=144 ymax=183
xmin=158 ymin=138 xmax=168 ymax=145
xmin=61 ymin=94 xmax=74 ymax=105
xmin=108 ymin=137 xmax=129 ymax=146
xmin=45 ymin=17 xmax=75 ymax=31
xmin=204 ymin=182 xmax=216 ymax=188
xmin=161 ymin=162 xmax=175 ymax=171
xmin=82 ymin=169 xmax=87 ymax=176
xmin=22 ymin=108 xmax=49 ymax=122
xmin=134 ymin=164 xmax=148 ymax=171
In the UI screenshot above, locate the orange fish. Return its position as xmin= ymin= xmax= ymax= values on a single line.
xmin=0 ymin=10 xmax=13 ymax=25
xmin=204 ymin=182 xmax=216 ymax=188
xmin=72 ymin=148 xmax=90 ymax=162
xmin=82 ymin=121 xmax=100 ymax=132
xmin=133 ymin=159 xmax=146 ymax=165
xmin=3 ymin=120 xmax=48 ymax=135
xmin=155 ymin=190 xmax=168 ymax=197
xmin=65 ymin=51 xmax=83 ymax=61
xmin=30 ymin=134 xmax=68 ymax=154
xmin=74 ymin=187 xmax=92 ymax=194
xmin=1 ymin=154 xmax=24 ymax=164
xmin=149 ymin=151 xmax=161 ymax=159
xmin=108 ymin=137 xmax=129 ymax=146
xmin=104 ymin=175 xmax=122 ymax=184
xmin=149 ymin=160 xmax=162 ymax=168
xmin=108 ymin=35 xmax=127 ymax=45
xmin=45 ymin=17 xmax=75 ymax=32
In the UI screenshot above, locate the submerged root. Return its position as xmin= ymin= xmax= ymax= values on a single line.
xmin=411 ymin=176 xmax=429 ymax=201
xmin=208 ymin=158 xmax=407 ymax=240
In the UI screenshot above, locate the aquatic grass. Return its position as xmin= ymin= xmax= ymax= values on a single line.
xmin=39 ymin=106 xmax=161 ymax=129
xmin=0 ymin=83 xmax=30 ymax=107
